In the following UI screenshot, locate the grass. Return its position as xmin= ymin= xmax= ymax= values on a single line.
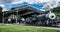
xmin=0 ymin=24 xmax=60 ymax=32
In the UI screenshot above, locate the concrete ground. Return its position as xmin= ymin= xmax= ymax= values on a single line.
xmin=36 ymin=26 xmax=60 ymax=30
xmin=5 ymin=24 xmax=60 ymax=30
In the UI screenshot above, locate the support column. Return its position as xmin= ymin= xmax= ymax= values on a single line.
xmin=16 ymin=18 xmax=17 ymax=24
xmin=2 ymin=12 xmax=4 ymax=23
xmin=16 ymin=9 xmax=18 ymax=24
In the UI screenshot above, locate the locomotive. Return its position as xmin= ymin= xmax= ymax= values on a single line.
xmin=20 ymin=11 xmax=57 ymax=26
xmin=2 ymin=5 xmax=59 ymax=26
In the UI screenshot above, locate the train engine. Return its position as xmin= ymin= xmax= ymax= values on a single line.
xmin=20 ymin=11 xmax=57 ymax=26
xmin=3 ymin=5 xmax=58 ymax=26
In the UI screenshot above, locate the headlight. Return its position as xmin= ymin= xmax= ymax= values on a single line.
xmin=21 ymin=18 xmax=25 ymax=21
xmin=8 ymin=18 xmax=11 ymax=21
xmin=46 ymin=13 xmax=56 ymax=20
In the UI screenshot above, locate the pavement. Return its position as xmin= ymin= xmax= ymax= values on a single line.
xmin=4 ymin=24 xmax=60 ymax=30
xmin=36 ymin=26 xmax=60 ymax=30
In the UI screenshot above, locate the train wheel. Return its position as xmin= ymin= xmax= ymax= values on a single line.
xmin=45 ymin=19 xmax=57 ymax=26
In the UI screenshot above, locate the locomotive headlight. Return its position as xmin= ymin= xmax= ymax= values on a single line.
xmin=8 ymin=18 xmax=11 ymax=21
xmin=46 ymin=13 xmax=56 ymax=20
xmin=21 ymin=18 xmax=25 ymax=21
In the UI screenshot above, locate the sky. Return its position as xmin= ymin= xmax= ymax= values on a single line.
xmin=0 ymin=0 xmax=60 ymax=11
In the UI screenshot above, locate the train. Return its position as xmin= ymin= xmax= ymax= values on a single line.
xmin=1 ymin=5 xmax=60 ymax=26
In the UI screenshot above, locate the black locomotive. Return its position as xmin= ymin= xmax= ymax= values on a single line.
xmin=1 ymin=5 xmax=60 ymax=26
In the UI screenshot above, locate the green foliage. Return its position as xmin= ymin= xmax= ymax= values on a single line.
xmin=0 ymin=24 xmax=60 ymax=32
xmin=0 ymin=7 xmax=2 ymax=12
xmin=51 ymin=6 xmax=60 ymax=14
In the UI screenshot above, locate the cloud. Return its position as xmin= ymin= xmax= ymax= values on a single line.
xmin=0 ymin=0 xmax=13 ymax=4
xmin=0 ymin=0 xmax=60 ymax=11
xmin=11 ymin=0 xmax=51 ymax=4
xmin=2 ymin=8 xmax=7 ymax=12
xmin=0 ymin=0 xmax=60 ymax=4
xmin=12 ymin=0 xmax=25 ymax=4
xmin=55 ymin=0 xmax=60 ymax=2
xmin=43 ymin=0 xmax=58 ymax=9
xmin=34 ymin=0 xmax=50 ymax=3
xmin=0 ymin=4 xmax=6 ymax=11
xmin=0 ymin=4 xmax=5 ymax=7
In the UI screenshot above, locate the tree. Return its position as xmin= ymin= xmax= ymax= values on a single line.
xmin=0 ymin=7 xmax=2 ymax=23
xmin=52 ymin=6 xmax=60 ymax=12
xmin=0 ymin=7 xmax=2 ymax=12
xmin=50 ymin=6 xmax=60 ymax=14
